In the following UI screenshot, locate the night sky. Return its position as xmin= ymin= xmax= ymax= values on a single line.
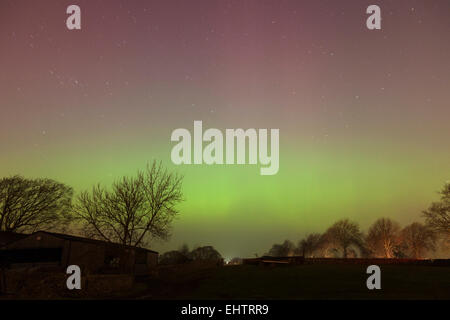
xmin=1 ymin=0 xmax=449 ymax=258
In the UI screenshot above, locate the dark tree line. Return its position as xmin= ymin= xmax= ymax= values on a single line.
xmin=265 ymin=183 xmax=450 ymax=259
xmin=267 ymin=217 xmax=443 ymax=259
xmin=159 ymin=243 xmax=223 ymax=265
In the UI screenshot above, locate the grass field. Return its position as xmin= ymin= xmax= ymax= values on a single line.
xmin=139 ymin=264 xmax=450 ymax=300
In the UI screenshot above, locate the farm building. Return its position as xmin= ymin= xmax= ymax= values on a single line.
xmin=0 ymin=231 xmax=158 ymax=275
xmin=0 ymin=232 xmax=27 ymax=247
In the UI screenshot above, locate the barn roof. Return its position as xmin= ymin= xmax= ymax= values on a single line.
xmin=36 ymin=231 xmax=158 ymax=254
xmin=2 ymin=230 xmax=158 ymax=254
xmin=0 ymin=231 xmax=28 ymax=248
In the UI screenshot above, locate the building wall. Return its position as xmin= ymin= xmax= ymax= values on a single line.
xmin=1 ymin=232 xmax=106 ymax=272
xmin=0 ymin=232 xmax=27 ymax=247
xmin=118 ymin=247 xmax=135 ymax=274
xmin=1 ymin=232 xmax=158 ymax=274
xmin=66 ymin=240 xmax=105 ymax=273
xmin=147 ymin=252 xmax=158 ymax=266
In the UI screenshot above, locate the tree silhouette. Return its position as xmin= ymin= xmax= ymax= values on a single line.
xmin=228 ymin=257 xmax=243 ymax=265
xmin=0 ymin=175 xmax=72 ymax=233
xmin=73 ymin=161 xmax=183 ymax=247
xmin=267 ymin=240 xmax=296 ymax=257
xmin=159 ymin=250 xmax=191 ymax=265
xmin=324 ymin=219 xmax=364 ymax=258
xmin=366 ymin=218 xmax=401 ymax=258
xmin=179 ymin=243 xmax=190 ymax=257
xmin=423 ymin=182 xmax=450 ymax=236
xmin=189 ymin=246 xmax=223 ymax=261
xmin=400 ymin=222 xmax=436 ymax=258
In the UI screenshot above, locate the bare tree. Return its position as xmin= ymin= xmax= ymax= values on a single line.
xmin=267 ymin=240 xmax=296 ymax=257
xmin=324 ymin=219 xmax=364 ymax=258
xmin=423 ymin=183 xmax=450 ymax=235
xmin=400 ymin=222 xmax=436 ymax=258
xmin=298 ymin=233 xmax=322 ymax=257
xmin=366 ymin=218 xmax=401 ymax=258
xmin=73 ymin=161 xmax=183 ymax=247
xmin=0 ymin=175 xmax=73 ymax=233
xmin=179 ymin=243 xmax=190 ymax=257
xmin=314 ymin=233 xmax=337 ymax=257
xmin=159 ymin=250 xmax=191 ymax=265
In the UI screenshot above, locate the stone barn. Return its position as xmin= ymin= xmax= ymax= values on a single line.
xmin=0 ymin=231 xmax=158 ymax=275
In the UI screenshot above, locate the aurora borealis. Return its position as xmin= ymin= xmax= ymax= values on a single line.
xmin=1 ymin=0 xmax=449 ymax=258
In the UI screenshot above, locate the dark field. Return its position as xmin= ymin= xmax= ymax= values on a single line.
xmin=1 ymin=263 xmax=449 ymax=299
xmin=137 ymin=264 xmax=450 ymax=300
